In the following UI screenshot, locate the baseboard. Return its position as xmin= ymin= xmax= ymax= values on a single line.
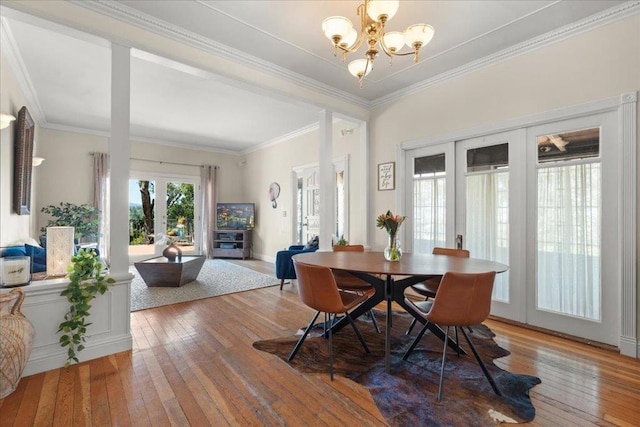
xmin=619 ymin=336 xmax=639 ymax=358
xmin=23 ymin=333 xmax=132 ymax=377
xmin=253 ymin=252 xmax=275 ymax=263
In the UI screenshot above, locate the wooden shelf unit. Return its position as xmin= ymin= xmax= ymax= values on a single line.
xmin=213 ymin=229 xmax=252 ymax=259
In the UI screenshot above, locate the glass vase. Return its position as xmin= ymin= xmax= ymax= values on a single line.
xmin=384 ymin=234 xmax=402 ymax=262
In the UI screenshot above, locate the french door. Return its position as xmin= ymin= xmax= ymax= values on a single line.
xmin=525 ymin=113 xmax=618 ymax=345
xmin=128 ymin=173 xmax=200 ymax=262
xmin=405 ymin=112 xmax=619 ymax=345
xmin=455 ymin=130 xmax=526 ymax=321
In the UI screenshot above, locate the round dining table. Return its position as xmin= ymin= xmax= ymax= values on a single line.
xmin=294 ymin=251 xmax=509 ymax=373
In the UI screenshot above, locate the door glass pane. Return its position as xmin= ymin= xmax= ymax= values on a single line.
xmin=465 ymin=144 xmax=509 ymax=302
xmin=129 ymin=179 xmax=155 ymax=257
xmin=536 ymin=128 xmax=601 ymax=320
xmin=413 ymin=154 xmax=446 ymax=253
xmin=166 ymin=181 xmax=195 ymax=253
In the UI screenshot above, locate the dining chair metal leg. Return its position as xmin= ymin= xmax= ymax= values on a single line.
xmin=402 ymin=320 xmax=430 ymax=360
xmin=460 ymin=327 xmax=502 ymax=396
xmin=288 ymin=311 xmax=320 ymax=362
xmin=345 ymin=313 xmax=371 ymax=354
xmin=369 ymin=310 xmax=380 ymax=333
xmin=405 ymin=317 xmax=418 ymax=335
xmin=454 ymin=327 xmax=460 ymax=357
xmin=437 ymin=326 xmax=450 ymax=402
xmin=327 ymin=313 xmax=334 ymax=381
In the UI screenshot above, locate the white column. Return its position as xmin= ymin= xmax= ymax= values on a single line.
xmin=619 ymin=92 xmax=637 ymax=358
xmin=318 ymin=110 xmax=334 ymax=251
xmin=109 ymin=43 xmax=132 ymax=280
xmin=359 ymin=121 xmax=370 ymax=249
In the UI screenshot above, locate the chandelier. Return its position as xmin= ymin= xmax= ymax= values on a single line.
xmin=322 ymin=0 xmax=434 ymax=87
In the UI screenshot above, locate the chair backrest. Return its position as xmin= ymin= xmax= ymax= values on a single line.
xmin=293 ymin=260 xmax=348 ymax=314
xmin=332 ymin=244 xmax=365 ymax=252
xmin=427 ymin=271 xmax=496 ymax=326
xmin=432 ymin=247 xmax=470 ymax=258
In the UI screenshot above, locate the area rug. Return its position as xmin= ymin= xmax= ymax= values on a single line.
xmin=253 ymin=312 xmax=541 ymax=426
xmin=130 ymin=259 xmax=278 ymax=311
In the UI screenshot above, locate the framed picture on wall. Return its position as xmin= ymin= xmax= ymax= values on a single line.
xmin=377 ymin=161 xmax=395 ymax=191
xmin=13 ymin=106 xmax=34 ymax=215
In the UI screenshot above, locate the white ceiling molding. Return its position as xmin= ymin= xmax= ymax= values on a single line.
xmin=0 ymin=16 xmax=47 ymax=125
xmin=71 ymin=0 xmax=371 ymax=109
xmin=371 ymin=1 xmax=640 ymax=108
xmin=242 ymin=123 xmax=320 ymax=155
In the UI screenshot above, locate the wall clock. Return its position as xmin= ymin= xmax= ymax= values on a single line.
xmin=269 ymin=182 xmax=280 ymax=208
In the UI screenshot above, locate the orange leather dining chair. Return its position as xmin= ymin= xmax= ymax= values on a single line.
xmin=288 ymin=259 xmax=371 ymax=380
xmin=331 ymin=244 xmax=379 ymax=333
xmin=402 ymin=271 xmax=501 ymax=402
xmin=405 ymin=247 xmax=470 ymax=335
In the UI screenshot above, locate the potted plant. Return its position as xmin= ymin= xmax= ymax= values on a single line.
xmin=40 ymin=202 xmax=99 ymax=242
xmin=58 ymin=248 xmax=113 ymax=366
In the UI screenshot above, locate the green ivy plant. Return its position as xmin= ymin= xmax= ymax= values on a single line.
xmin=58 ymin=248 xmax=114 ymax=366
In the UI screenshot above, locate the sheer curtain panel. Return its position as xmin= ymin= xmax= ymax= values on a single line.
xmin=200 ymin=166 xmax=217 ymax=258
xmin=92 ymin=152 xmax=110 ymax=266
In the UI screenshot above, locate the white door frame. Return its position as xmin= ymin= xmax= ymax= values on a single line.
xmin=455 ymin=130 xmax=527 ymax=322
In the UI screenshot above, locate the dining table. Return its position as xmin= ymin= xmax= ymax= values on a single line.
xmin=293 ymin=251 xmax=509 ymax=373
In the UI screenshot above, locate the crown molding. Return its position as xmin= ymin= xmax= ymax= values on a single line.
xmin=71 ymin=0 xmax=371 ymax=109
xmin=371 ymin=1 xmax=640 ymax=108
xmin=242 ymin=123 xmax=319 ymax=155
xmin=0 ymin=16 xmax=48 ymax=126
xmin=39 ymin=121 xmax=242 ymax=155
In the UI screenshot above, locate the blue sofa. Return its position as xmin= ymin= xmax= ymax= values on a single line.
xmin=1 ymin=243 xmax=99 ymax=274
xmin=275 ymin=237 xmax=319 ymax=290
xmin=1 ymin=244 xmax=47 ymax=273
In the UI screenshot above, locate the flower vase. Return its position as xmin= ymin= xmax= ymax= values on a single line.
xmin=163 ymin=242 xmax=182 ymax=262
xmin=384 ymin=234 xmax=402 ymax=262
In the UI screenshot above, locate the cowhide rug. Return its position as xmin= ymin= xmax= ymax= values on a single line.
xmin=253 ymin=312 xmax=541 ymax=426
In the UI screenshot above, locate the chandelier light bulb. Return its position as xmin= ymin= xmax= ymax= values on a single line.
xmin=367 ymin=0 xmax=399 ymax=22
xmin=382 ymin=31 xmax=405 ymax=53
xmin=322 ymin=16 xmax=353 ymax=44
xmin=348 ymin=59 xmax=372 ymax=78
xmin=340 ymin=28 xmax=358 ymax=49
xmin=404 ymin=24 xmax=435 ymax=49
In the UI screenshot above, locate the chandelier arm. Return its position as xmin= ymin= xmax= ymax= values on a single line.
xmin=338 ymin=3 xmax=368 ymax=54
xmin=378 ymin=26 xmax=398 ymax=58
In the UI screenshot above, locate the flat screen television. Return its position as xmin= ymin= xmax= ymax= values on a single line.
xmin=216 ymin=203 xmax=255 ymax=230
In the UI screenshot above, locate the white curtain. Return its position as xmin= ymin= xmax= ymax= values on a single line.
xmin=92 ymin=152 xmax=110 ymax=266
xmin=200 ymin=165 xmax=217 ymax=258
xmin=412 ymin=175 xmax=446 ymax=253
xmin=465 ymin=172 xmax=510 ymax=302
xmin=537 ymin=163 xmax=601 ymax=320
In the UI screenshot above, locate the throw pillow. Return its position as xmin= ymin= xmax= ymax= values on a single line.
xmin=1 ymin=246 xmax=27 ymax=257
xmin=303 ymin=236 xmax=319 ymax=250
xmin=25 ymin=244 xmax=47 ymax=273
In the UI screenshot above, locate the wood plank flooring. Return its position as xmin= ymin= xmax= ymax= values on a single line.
xmin=1 ymin=259 xmax=639 ymax=426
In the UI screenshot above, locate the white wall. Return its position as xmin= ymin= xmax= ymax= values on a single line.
xmin=0 ymin=52 xmax=40 ymax=245
xmin=35 ymin=128 xmax=245 ymax=236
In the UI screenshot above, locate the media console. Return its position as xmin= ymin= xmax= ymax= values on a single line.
xmin=212 ymin=229 xmax=252 ymax=259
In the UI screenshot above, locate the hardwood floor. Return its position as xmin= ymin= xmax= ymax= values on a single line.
xmin=1 ymin=259 xmax=639 ymax=426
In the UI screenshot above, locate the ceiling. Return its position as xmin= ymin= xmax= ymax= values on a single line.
xmin=0 ymin=1 xmax=630 ymax=153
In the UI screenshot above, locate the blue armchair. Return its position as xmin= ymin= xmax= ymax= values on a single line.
xmin=276 ymin=239 xmax=319 ymax=290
